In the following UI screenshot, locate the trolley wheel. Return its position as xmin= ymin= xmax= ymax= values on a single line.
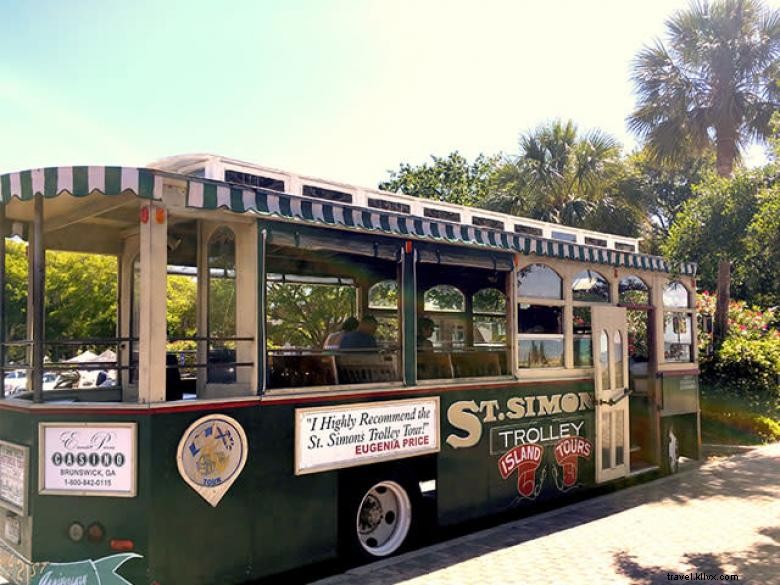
xmin=663 ymin=426 xmax=680 ymax=474
xmin=343 ymin=476 xmax=416 ymax=560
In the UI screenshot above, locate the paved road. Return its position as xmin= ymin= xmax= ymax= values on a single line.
xmin=316 ymin=443 xmax=780 ymax=585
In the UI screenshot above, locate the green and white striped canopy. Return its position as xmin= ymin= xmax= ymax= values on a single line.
xmin=0 ymin=165 xmax=697 ymax=276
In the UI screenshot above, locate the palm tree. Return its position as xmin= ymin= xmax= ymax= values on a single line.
xmin=628 ymin=0 xmax=780 ymax=177
xmin=629 ymin=0 xmax=780 ymax=345
xmin=489 ymin=120 xmax=622 ymax=226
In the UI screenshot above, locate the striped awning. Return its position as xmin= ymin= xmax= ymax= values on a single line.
xmin=0 ymin=165 xmax=697 ymax=276
xmin=0 ymin=166 xmax=160 ymax=202
xmin=187 ymin=180 xmax=697 ymax=276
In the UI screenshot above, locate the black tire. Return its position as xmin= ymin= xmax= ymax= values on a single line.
xmin=341 ymin=473 xmax=417 ymax=561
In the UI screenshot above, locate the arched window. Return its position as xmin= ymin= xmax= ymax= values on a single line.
xmin=473 ymin=288 xmax=506 ymax=347
xmin=572 ymin=270 xmax=610 ymax=303
xmin=207 ymin=227 xmax=236 ymax=383
xmin=368 ymin=280 xmax=399 ymax=346
xmin=600 ymin=330 xmax=610 ymax=391
xmin=518 ymin=264 xmax=562 ymax=299
xmin=614 ymin=331 xmax=624 ymax=389
xmin=424 ymin=285 xmax=465 ymax=312
xmin=473 ymin=288 xmax=506 ymax=313
xmin=368 ymin=280 xmax=398 ymax=310
xmin=518 ymin=265 xmax=563 ymax=368
xmin=619 ymin=276 xmax=649 ymax=306
xmin=663 ymin=281 xmax=689 ymax=308
xmin=663 ymin=281 xmax=694 ymax=363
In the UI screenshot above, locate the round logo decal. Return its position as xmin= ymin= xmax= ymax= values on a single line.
xmin=176 ymin=414 xmax=248 ymax=507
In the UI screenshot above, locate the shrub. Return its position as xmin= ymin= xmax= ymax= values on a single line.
xmin=714 ymin=336 xmax=780 ymax=394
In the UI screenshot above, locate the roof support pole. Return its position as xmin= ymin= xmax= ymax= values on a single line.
xmin=401 ymin=244 xmax=417 ymax=385
xmin=137 ymin=203 xmax=167 ymax=403
xmin=31 ymin=195 xmax=45 ymax=403
xmin=0 ymin=204 xmax=6 ymax=399
xmin=257 ymin=225 xmax=267 ymax=394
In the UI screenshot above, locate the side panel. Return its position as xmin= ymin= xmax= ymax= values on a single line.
xmin=147 ymin=404 xmax=337 ymax=585
xmin=438 ymin=381 xmax=595 ymax=525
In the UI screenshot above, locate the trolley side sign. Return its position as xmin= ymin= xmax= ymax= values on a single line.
xmin=38 ymin=422 xmax=137 ymax=497
xmin=295 ymin=397 xmax=440 ymax=475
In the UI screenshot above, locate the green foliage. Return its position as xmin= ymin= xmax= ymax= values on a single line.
xmin=379 ymin=151 xmax=501 ymax=207
xmin=701 ymin=382 xmax=780 ymax=444
xmin=620 ymin=150 xmax=715 ymax=252
xmin=714 ymin=336 xmax=780 ymax=394
xmin=628 ymin=0 xmax=780 ymax=176
xmin=663 ymin=170 xmax=766 ymax=296
xmin=489 ymin=120 xmax=625 ymax=227
xmin=266 ymin=282 xmax=355 ymax=348
xmin=698 ymin=292 xmax=780 ymax=395
xmin=167 ymin=275 xmax=197 ymax=341
xmin=5 ymin=240 xmax=29 ymax=342
xmin=742 ymin=185 xmax=780 ymax=306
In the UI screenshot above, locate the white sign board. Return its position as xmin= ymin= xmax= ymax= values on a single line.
xmin=295 ymin=397 xmax=440 ymax=475
xmin=39 ymin=423 xmax=136 ymax=497
xmin=0 ymin=441 xmax=28 ymax=514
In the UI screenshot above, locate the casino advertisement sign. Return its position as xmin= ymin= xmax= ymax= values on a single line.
xmin=39 ymin=423 xmax=136 ymax=497
xmin=445 ymin=391 xmax=595 ymax=500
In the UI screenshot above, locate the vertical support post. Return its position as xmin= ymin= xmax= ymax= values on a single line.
xmin=0 ymin=204 xmax=5 ymax=399
xmin=31 ymin=196 xmax=45 ymax=403
xmin=235 ymin=222 xmax=258 ymax=393
xmin=401 ymin=243 xmax=417 ymax=386
xmin=507 ymin=255 xmax=518 ymax=377
xmin=562 ymin=269 xmax=574 ymax=369
xmin=257 ymin=225 xmax=267 ymax=394
xmin=196 ymin=221 xmax=207 ymax=395
xmin=138 ymin=204 xmax=167 ymax=403
xmin=464 ymin=291 xmax=474 ymax=348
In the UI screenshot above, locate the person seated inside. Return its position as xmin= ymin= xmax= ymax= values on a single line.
xmin=324 ymin=317 xmax=359 ymax=349
xmin=339 ymin=315 xmax=378 ymax=350
xmin=417 ymin=317 xmax=435 ymax=351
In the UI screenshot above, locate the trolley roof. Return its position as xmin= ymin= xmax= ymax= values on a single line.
xmin=0 ymin=163 xmax=696 ymax=276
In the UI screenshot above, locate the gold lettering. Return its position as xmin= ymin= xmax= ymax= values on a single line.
xmin=561 ymin=393 xmax=579 ymax=413
xmin=445 ymin=401 xmax=482 ymax=449
xmin=525 ymin=396 xmax=537 ymax=416
xmin=506 ymin=397 xmax=526 ymax=419
xmin=479 ymin=400 xmax=500 ymax=423
xmin=578 ymin=392 xmax=594 ymax=411
xmin=537 ymin=394 xmax=561 ymax=416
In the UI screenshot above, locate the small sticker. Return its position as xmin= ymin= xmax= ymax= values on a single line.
xmin=176 ymin=415 xmax=248 ymax=507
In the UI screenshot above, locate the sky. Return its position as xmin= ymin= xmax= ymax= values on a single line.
xmin=0 ymin=0 xmax=776 ymax=188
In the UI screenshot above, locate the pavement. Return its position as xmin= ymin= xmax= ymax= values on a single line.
xmin=314 ymin=442 xmax=780 ymax=585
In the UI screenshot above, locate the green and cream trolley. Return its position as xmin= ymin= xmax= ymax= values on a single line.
xmin=0 ymin=155 xmax=700 ymax=584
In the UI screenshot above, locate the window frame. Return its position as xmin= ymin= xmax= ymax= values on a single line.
xmin=661 ymin=281 xmax=696 ymax=364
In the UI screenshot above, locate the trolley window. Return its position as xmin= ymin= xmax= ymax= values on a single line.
xmin=264 ymin=229 xmax=401 ymax=390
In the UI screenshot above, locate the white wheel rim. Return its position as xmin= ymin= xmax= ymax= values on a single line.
xmin=356 ymin=480 xmax=411 ymax=557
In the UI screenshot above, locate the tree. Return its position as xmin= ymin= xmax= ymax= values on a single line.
xmin=630 ymin=0 xmax=780 ymax=343
xmin=663 ymin=169 xmax=767 ymax=301
xmin=379 ymin=151 xmax=501 ymax=207
xmin=628 ymin=0 xmax=780 ymax=177
xmin=742 ymin=184 xmax=780 ymax=306
xmin=488 ymin=120 xmax=624 ymax=227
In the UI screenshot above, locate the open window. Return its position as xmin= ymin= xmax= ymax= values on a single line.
xmin=517 ymin=264 xmax=563 ymax=368
xmin=264 ymin=226 xmax=401 ymax=390
xmin=417 ymin=246 xmax=512 ymax=380
xmin=618 ymin=275 xmax=651 ymax=389
xmin=570 ymin=269 xmax=611 ymax=368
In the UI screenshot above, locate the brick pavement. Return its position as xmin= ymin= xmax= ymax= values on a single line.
xmin=316 ymin=443 xmax=780 ymax=585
